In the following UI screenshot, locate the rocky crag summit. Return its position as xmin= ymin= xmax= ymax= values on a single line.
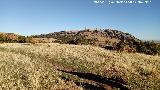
xmin=33 ymin=29 xmax=139 ymax=47
xmin=0 ymin=32 xmax=24 ymax=43
xmin=34 ymin=29 xmax=136 ymax=40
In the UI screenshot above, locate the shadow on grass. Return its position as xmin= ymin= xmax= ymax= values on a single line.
xmin=75 ymin=82 xmax=106 ymax=90
xmin=58 ymin=69 xmax=129 ymax=90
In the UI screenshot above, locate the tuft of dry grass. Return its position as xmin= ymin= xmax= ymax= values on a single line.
xmin=0 ymin=43 xmax=160 ymax=89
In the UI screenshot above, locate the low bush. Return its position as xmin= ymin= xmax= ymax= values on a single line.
xmin=116 ymin=40 xmax=160 ymax=55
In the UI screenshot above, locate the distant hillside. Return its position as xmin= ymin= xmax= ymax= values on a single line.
xmin=0 ymin=32 xmax=29 ymax=43
xmin=0 ymin=32 xmax=19 ymax=40
xmin=32 ymin=29 xmax=139 ymax=47
xmin=32 ymin=29 xmax=160 ymax=55
xmin=1 ymin=29 xmax=160 ymax=55
xmin=0 ymin=32 xmax=20 ymax=43
xmin=151 ymin=40 xmax=160 ymax=44
xmin=142 ymin=40 xmax=160 ymax=44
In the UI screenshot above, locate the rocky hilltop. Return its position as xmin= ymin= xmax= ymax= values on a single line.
xmin=0 ymin=32 xmax=19 ymax=40
xmin=0 ymin=32 xmax=26 ymax=43
xmin=33 ymin=29 xmax=139 ymax=47
xmin=32 ymin=29 xmax=160 ymax=55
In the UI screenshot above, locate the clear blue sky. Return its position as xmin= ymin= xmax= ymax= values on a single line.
xmin=0 ymin=0 xmax=160 ymax=40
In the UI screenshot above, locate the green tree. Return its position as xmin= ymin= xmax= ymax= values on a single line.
xmin=18 ymin=36 xmax=26 ymax=43
xmin=26 ymin=37 xmax=36 ymax=44
xmin=0 ymin=34 xmax=6 ymax=42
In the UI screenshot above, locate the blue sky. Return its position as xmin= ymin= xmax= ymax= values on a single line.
xmin=0 ymin=0 xmax=160 ymax=40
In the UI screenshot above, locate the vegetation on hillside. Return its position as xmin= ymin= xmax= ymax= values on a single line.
xmin=0 ymin=33 xmax=18 ymax=43
xmin=116 ymin=40 xmax=160 ymax=55
xmin=33 ymin=29 xmax=160 ymax=55
xmin=0 ymin=34 xmax=36 ymax=43
xmin=33 ymin=29 xmax=136 ymax=47
xmin=1 ymin=30 xmax=160 ymax=56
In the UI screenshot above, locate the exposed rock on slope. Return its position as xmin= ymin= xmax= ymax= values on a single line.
xmin=0 ymin=32 xmax=20 ymax=41
xmin=33 ymin=29 xmax=139 ymax=47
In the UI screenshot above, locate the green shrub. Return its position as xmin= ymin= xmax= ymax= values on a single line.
xmin=18 ymin=36 xmax=26 ymax=43
xmin=0 ymin=34 xmax=6 ymax=42
xmin=25 ymin=37 xmax=37 ymax=44
xmin=116 ymin=40 xmax=160 ymax=55
xmin=72 ymin=37 xmax=97 ymax=45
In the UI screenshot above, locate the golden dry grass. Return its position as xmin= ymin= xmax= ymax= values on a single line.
xmin=0 ymin=43 xmax=160 ymax=90
xmin=0 ymin=44 xmax=81 ymax=90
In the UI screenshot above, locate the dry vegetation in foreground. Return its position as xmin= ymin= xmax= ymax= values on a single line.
xmin=0 ymin=43 xmax=160 ymax=90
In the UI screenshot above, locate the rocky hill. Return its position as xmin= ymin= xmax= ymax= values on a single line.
xmin=0 ymin=32 xmax=26 ymax=43
xmin=32 ymin=29 xmax=160 ymax=55
xmin=32 ymin=29 xmax=139 ymax=47
xmin=0 ymin=32 xmax=19 ymax=40
xmin=1 ymin=30 xmax=159 ymax=55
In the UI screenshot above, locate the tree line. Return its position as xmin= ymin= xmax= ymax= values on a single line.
xmin=0 ymin=34 xmax=35 ymax=43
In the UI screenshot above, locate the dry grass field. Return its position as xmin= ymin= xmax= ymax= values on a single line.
xmin=0 ymin=43 xmax=160 ymax=90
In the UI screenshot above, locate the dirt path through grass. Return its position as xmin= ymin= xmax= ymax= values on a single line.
xmin=51 ymin=60 xmax=129 ymax=90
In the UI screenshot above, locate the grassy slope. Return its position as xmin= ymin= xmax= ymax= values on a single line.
xmin=0 ymin=44 xmax=81 ymax=90
xmin=0 ymin=43 xmax=160 ymax=90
